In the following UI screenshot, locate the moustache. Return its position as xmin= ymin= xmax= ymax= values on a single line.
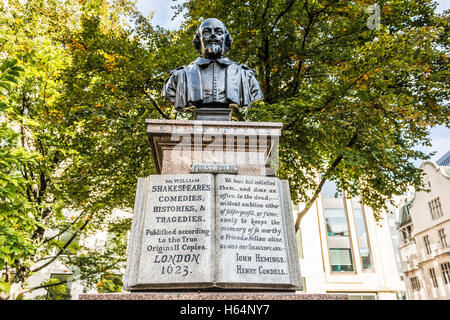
xmin=206 ymin=41 xmax=222 ymax=46
xmin=205 ymin=39 xmax=222 ymax=45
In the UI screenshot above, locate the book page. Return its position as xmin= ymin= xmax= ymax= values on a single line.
xmin=215 ymin=174 xmax=294 ymax=287
xmin=135 ymin=174 xmax=215 ymax=287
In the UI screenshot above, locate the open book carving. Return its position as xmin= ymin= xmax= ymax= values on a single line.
xmin=123 ymin=174 xmax=301 ymax=291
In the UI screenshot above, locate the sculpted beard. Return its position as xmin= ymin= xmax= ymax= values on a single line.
xmin=204 ymin=41 xmax=223 ymax=58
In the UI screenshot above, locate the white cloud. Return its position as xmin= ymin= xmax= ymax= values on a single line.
xmin=136 ymin=0 xmax=185 ymax=30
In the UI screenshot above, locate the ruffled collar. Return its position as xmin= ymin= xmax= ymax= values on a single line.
xmin=194 ymin=57 xmax=233 ymax=66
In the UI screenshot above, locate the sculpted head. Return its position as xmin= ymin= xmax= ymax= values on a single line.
xmin=193 ymin=18 xmax=233 ymax=59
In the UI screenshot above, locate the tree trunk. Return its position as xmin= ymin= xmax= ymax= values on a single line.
xmin=294 ymin=176 xmax=328 ymax=231
xmin=3 ymin=282 xmax=23 ymax=300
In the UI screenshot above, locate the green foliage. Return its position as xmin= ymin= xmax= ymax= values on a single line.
xmin=35 ymin=277 xmax=71 ymax=300
xmin=60 ymin=216 xmax=129 ymax=292
xmin=0 ymin=0 xmax=149 ymax=298
xmin=97 ymin=273 xmax=123 ymax=293
xmin=0 ymin=58 xmax=37 ymax=294
xmin=0 ymin=59 xmax=24 ymax=93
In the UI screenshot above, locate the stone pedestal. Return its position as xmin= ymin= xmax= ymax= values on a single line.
xmin=122 ymin=118 xmax=302 ymax=294
xmin=194 ymin=108 xmax=232 ymax=121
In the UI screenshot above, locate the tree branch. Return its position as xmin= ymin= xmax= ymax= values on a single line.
xmin=294 ymin=130 xmax=358 ymax=231
xmin=143 ymin=90 xmax=171 ymax=119
xmin=31 ymin=217 xmax=91 ymax=273
xmin=290 ymin=0 xmax=341 ymax=94
xmin=4 ymin=263 xmax=10 ymax=282
xmin=41 ymin=211 xmax=86 ymax=244
xmin=262 ymin=0 xmax=271 ymax=20
xmin=291 ymin=7 xmax=315 ymax=94
xmin=269 ymin=0 xmax=297 ymax=35
xmin=19 ymin=279 xmax=68 ymax=295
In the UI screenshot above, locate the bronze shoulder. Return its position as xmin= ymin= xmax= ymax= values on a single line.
xmin=241 ymin=64 xmax=256 ymax=75
xmin=171 ymin=65 xmax=185 ymax=72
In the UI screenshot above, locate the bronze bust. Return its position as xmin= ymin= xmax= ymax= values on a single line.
xmin=162 ymin=18 xmax=263 ymax=120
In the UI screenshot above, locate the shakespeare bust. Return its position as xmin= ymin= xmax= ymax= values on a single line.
xmin=162 ymin=18 xmax=263 ymax=120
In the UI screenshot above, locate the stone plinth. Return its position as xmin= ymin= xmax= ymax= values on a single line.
xmin=146 ymin=119 xmax=282 ymax=176
xmin=79 ymin=292 xmax=348 ymax=300
xmin=195 ymin=107 xmax=232 ymax=121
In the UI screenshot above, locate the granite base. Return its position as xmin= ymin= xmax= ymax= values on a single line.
xmin=78 ymin=292 xmax=348 ymax=300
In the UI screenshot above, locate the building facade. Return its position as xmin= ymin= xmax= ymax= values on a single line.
xmin=436 ymin=150 xmax=450 ymax=166
xmin=297 ymin=180 xmax=402 ymax=299
xmin=397 ymin=161 xmax=450 ymax=299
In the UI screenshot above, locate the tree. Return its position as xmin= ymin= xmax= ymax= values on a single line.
xmin=0 ymin=58 xmax=38 ymax=299
xmin=176 ymin=0 xmax=449 ymax=230
xmin=0 ymin=0 xmax=178 ymax=299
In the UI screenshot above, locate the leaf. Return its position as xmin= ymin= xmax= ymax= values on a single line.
xmin=0 ymin=102 xmax=8 ymax=111
xmin=0 ymin=82 xmax=11 ymax=91
xmin=0 ymin=281 xmax=10 ymax=294
xmin=0 ymin=247 xmax=11 ymax=254
xmin=11 ymin=66 xmax=25 ymax=72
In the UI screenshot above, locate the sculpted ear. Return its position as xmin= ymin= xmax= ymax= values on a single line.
xmin=193 ymin=29 xmax=202 ymax=54
xmin=223 ymin=32 xmax=233 ymax=55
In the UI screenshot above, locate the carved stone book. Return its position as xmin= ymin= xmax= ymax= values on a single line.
xmin=123 ymin=174 xmax=301 ymax=291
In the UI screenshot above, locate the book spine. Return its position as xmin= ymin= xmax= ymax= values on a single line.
xmin=211 ymin=173 xmax=218 ymax=285
xmin=123 ymin=177 xmax=150 ymax=289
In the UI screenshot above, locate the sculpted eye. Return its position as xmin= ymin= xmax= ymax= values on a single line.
xmin=215 ymin=29 xmax=223 ymax=34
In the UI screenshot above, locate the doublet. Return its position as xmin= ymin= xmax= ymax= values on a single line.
xmin=162 ymin=57 xmax=263 ymax=110
xmin=200 ymin=60 xmax=227 ymax=104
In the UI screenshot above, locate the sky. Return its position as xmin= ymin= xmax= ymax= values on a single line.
xmin=136 ymin=0 xmax=185 ymax=30
xmin=136 ymin=0 xmax=449 ymax=165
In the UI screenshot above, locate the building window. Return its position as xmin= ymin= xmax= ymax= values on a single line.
xmin=410 ymin=276 xmax=421 ymax=291
xmin=424 ymin=235 xmax=432 ymax=254
xmin=407 ymin=225 xmax=413 ymax=239
xmin=401 ymin=228 xmax=408 ymax=243
xmin=438 ymin=229 xmax=447 ymax=248
xmin=321 ymin=179 xmax=343 ymax=199
xmin=322 ymin=180 xmax=355 ymax=272
xmin=400 ymin=225 xmax=414 ymax=245
xmin=429 ymin=268 xmax=439 ymax=288
xmin=441 ymin=262 xmax=450 ymax=285
xmin=346 ymin=293 xmax=377 ymax=300
xmin=429 ymin=198 xmax=443 ymax=220
xmin=352 ymin=199 xmax=373 ymax=270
